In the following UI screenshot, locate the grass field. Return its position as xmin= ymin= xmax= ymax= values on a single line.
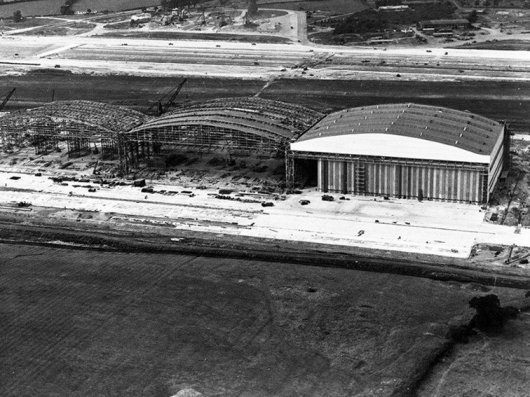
xmin=0 ymin=0 xmax=158 ymax=18
xmin=0 ymin=242 xmax=526 ymax=396
xmin=259 ymin=0 xmax=368 ymax=14
xmin=0 ymin=16 xmax=57 ymax=29
xmin=12 ymin=21 xmax=95 ymax=35
xmin=73 ymin=0 xmax=159 ymax=12
xmin=456 ymin=39 xmax=530 ymax=51
xmin=0 ymin=0 xmax=63 ymax=17
xmin=97 ymin=31 xmax=293 ymax=44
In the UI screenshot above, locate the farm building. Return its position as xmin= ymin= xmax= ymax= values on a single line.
xmin=0 ymin=100 xmax=148 ymax=157
xmin=119 ymin=97 xmax=323 ymax=172
xmin=287 ymin=103 xmax=508 ymax=204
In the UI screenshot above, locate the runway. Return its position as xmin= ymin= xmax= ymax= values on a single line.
xmin=1 ymin=34 xmax=530 ymax=81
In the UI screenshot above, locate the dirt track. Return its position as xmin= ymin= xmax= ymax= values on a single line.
xmin=2 ymin=73 xmax=530 ymax=131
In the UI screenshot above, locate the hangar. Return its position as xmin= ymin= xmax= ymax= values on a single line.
xmin=0 ymin=100 xmax=148 ymax=157
xmin=119 ymin=97 xmax=323 ymax=172
xmin=288 ymin=103 xmax=508 ymax=204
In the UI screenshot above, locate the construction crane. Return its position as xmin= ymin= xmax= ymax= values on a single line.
xmin=0 ymin=88 xmax=16 ymax=112
xmin=147 ymin=78 xmax=188 ymax=116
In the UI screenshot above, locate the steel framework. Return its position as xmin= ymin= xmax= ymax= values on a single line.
xmin=119 ymin=97 xmax=324 ymax=173
xmin=0 ymin=100 xmax=149 ymax=157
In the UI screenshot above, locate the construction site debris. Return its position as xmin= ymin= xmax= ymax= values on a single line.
xmin=215 ymin=194 xmax=261 ymax=204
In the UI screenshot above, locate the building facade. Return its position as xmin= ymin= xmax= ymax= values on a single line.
xmin=288 ymin=103 xmax=507 ymax=204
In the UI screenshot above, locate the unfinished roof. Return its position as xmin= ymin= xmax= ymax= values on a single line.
xmin=128 ymin=97 xmax=323 ymax=143
xmin=292 ymin=103 xmax=504 ymax=163
xmin=0 ymin=100 xmax=149 ymax=134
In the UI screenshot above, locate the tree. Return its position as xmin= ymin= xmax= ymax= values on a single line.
xmin=248 ymin=0 xmax=258 ymax=17
xmin=161 ymin=0 xmax=187 ymax=10
xmin=468 ymin=10 xmax=478 ymax=23
xmin=13 ymin=10 xmax=22 ymax=23
xmin=469 ymin=294 xmax=518 ymax=333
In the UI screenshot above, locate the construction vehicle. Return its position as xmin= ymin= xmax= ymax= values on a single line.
xmin=0 ymin=88 xmax=16 ymax=112
xmin=147 ymin=78 xmax=187 ymax=116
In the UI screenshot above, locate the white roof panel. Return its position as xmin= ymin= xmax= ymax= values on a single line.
xmin=290 ymin=133 xmax=491 ymax=164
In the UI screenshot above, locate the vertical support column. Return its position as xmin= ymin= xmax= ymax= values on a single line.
xmin=285 ymin=148 xmax=295 ymax=192
xmin=322 ymin=160 xmax=329 ymax=193
xmin=503 ymin=122 xmax=510 ymax=170
xmin=480 ymin=169 xmax=489 ymax=204
xmin=342 ymin=161 xmax=348 ymax=194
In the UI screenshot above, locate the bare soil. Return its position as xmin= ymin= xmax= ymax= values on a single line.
xmin=1 ymin=73 xmax=530 ymax=132
xmin=96 ymin=30 xmax=293 ymax=44
xmin=0 ymin=240 xmax=527 ymax=396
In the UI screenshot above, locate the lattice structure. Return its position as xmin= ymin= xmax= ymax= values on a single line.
xmin=119 ymin=97 xmax=324 ymax=173
xmin=0 ymin=100 xmax=149 ymax=157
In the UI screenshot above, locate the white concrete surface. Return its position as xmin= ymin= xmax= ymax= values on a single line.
xmin=1 ymin=171 xmax=528 ymax=259
xmin=2 ymin=34 xmax=530 ymax=81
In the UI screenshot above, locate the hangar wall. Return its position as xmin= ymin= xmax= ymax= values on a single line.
xmin=317 ymin=158 xmax=488 ymax=203
xmin=488 ymin=125 xmax=507 ymax=195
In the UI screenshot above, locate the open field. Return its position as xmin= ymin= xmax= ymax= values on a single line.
xmin=96 ymin=31 xmax=293 ymax=44
xmin=2 ymin=73 xmax=528 ymax=131
xmin=73 ymin=0 xmax=160 ymax=12
xmin=0 ymin=0 xmax=158 ymax=17
xmin=457 ymin=39 xmax=530 ymax=51
xmin=258 ymin=0 xmax=367 ymax=13
xmin=418 ymin=305 xmax=530 ymax=396
xmin=0 ymin=241 xmax=528 ymax=396
xmin=12 ymin=21 xmax=96 ymax=35
xmin=0 ymin=16 xmax=57 ymax=29
xmin=0 ymin=0 xmax=64 ymax=17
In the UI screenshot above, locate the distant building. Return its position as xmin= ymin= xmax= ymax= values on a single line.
xmin=418 ymin=19 xmax=470 ymax=31
xmin=131 ymin=13 xmax=152 ymax=24
xmin=377 ymin=5 xmax=410 ymax=11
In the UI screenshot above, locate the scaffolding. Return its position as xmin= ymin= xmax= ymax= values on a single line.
xmin=0 ymin=100 xmax=149 ymax=157
xmin=119 ymin=97 xmax=324 ymax=173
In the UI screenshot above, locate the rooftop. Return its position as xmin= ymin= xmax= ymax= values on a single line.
xmin=0 ymin=100 xmax=149 ymax=134
xmin=128 ymin=97 xmax=324 ymax=143
xmin=292 ymin=103 xmax=504 ymax=163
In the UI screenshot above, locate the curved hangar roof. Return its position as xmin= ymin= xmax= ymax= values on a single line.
xmin=292 ymin=103 xmax=504 ymax=164
xmin=1 ymin=100 xmax=149 ymax=133
xmin=128 ymin=97 xmax=324 ymax=143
